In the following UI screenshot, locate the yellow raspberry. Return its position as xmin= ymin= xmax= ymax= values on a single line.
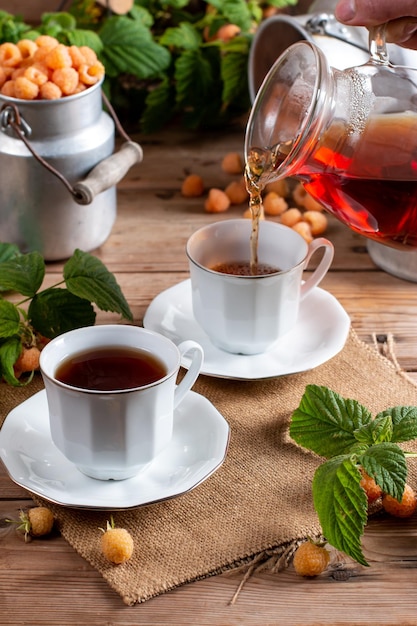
xmin=225 ymin=180 xmax=248 ymax=205
xmin=24 ymin=66 xmax=48 ymax=86
xmin=17 ymin=39 xmax=38 ymax=60
xmin=1 ymin=79 xmax=16 ymax=98
xmin=17 ymin=507 xmax=55 ymax=541
xmin=78 ymin=46 xmax=98 ymax=66
xmin=292 ymin=220 xmax=313 ymax=243
xmin=263 ymin=191 xmax=288 ymax=216
xmin=303 ymin=192 xmax=325 ymax=212
xmin=100 ymin=517 xmax=134 ymax=564
xmin=181 ymin=173 xmax=204 ymax=197
xmin=0 ymin=66 xmax=6 ymax=88
xmin=52 ymin=67 xmax=79 ymax=95
xmin=280 ymin=207 xmax=303 ymax=227
xmin=14 ymin=346 xmax=41 ymax=377
xmin=45 ymin=44 xmax=72 ymax=70
xmin=360 ymin=470 xmax=382 ymax=504
xmin=35 ymin=35 xmax=59 ymax=50
xmin=221 ymin=151 xmax=243 ymax=175
xmin=11 ymin=67 xmax=26 ymax=80
xmin=28 ymin=507 xmax=55 ymax=536
xmin=0 ymin=42 xmax=22 ymax=67
xmin=78 ymin=61 xmax=105 ymax=86
xmin=265 ymin=178 xmax=289 ymax=197
xmin=14 ymin=76 xmax=39 ymax=100
xmin=204 ymin=187 xmax=231 ymax=213
xmin=293 ymin=540 xmax=330 ymax=577
xmin=68 ymin=45 xmax=86 ymax=69
xmin=303 ymin=210 xmax=328 ymax=236
xmin=292 ymin=182 xmax=308 ymax=206
xmin=382 ymin=484 xmax=417 ymax=518
xmin=40 ymin=81 xmax=62 ymax=100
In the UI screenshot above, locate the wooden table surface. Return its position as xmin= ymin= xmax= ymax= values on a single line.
xmin=1 ymin=126 xmax=417 ymax=625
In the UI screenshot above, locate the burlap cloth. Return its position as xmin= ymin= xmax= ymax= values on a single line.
xmin=1 ymin=328 xmax=417 ymax=605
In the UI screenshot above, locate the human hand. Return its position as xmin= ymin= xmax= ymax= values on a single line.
xmin=335 ymin=0 xmax=417 ymax=50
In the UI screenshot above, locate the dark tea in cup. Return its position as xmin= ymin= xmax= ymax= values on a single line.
xmin=210 ymin=261 xmax=280 ymax=276
xmin=55 ymin=346 xmax=167 ymax=391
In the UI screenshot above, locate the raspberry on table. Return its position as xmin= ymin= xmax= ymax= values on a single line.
xmin=293 ymin=540 xmax=330 ymax=577
xmin=181 ymin=174 xmax=204 ymax=198
xmin=100 ymin=517 xmax=134 ymax=564
xmin=382 ymin=484 xmax=417 ymax=518
xmin=14 ymin=506 xmax=55 ymax=541
xmin=204 ymin=187 xmax=231 ymax=213
xmin=221 ymin=151 xmax=243 ymax=175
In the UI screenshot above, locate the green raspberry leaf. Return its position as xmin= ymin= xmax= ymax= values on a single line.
xmin=0 ymin=251 xmax=45 ymax=297
xmin=28 ymin=289 xmax=96 ymax=339
xmin=41 ymin=12 xmax=77 ymax=31
xmin=175 ymin=49 xmax=214 ymax=106
xmin=141 ymin=77 xmax=175 ymax=134
xmin=63 ymin=250 xmax=133 ymax=321
xmin=221 ymin=36 xmax=250 ymax=107
xmin=160 ymin=22 xmax=202 ymax=50
xmin=0 ymin=300 xmax=21 ymax=337
xmin=207 ymin=0 xmax=253 ymax=31
xmin=65 ymin=28 xmax=103 ymax=54
xmin=313 ymin=456 xmax=368 ymax=566
xmin=269 ymin=0 xmax=298 ymax=6
xmin=353 ymin=414 xmax=393 ymax=445
xmin=99 ymin=16 xmax=171 ymax=79
xmin=0 ymin=242 xmax=20 ymax=264
xmin=359 ymin=443 xmax=407 ymax=501
xmin=0 ymin=336 xmax=28 ymax=387
xmin=290 ymin=385 xmax=372 ymax=458
xmin=377 ymin=406 xmax=417 ymax=443
xmin=129 ymin=5 xmax=154 ymax=28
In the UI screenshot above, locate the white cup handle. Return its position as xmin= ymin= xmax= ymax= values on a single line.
xmin=300 ymin=237 xmax=334 ymax=300
xmin=174 ymin=340 xmax=204 ymax=408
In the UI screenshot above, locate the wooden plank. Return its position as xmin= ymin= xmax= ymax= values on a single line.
xmin=1 ymin=500 xmax=417 ymax=625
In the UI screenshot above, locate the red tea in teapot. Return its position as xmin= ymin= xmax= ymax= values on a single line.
xmin=299 ymin=113 xmax=417 ymax=248
xmin=247 ymin=112 xmax=417 ymax=249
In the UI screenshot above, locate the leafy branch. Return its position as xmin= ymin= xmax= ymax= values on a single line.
xmin=290 ymin=384 xmax=417 ymax=566
xmin=0 ymin=0 xmax=298 ymax=132
xmin=0 ymin=243 xmax=133 ymax=386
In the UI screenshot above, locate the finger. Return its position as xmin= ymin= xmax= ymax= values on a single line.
xmin=385 ymin=17 xmax=417 ymax=49
xmin=335 ymin=0 xmax=417 ymax=26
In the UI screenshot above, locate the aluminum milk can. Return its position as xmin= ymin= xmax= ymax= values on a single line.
xmin=0 ymin=80 xmax=142 ymax=260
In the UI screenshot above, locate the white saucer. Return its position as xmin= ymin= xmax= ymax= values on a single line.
xmin=0 ymin=389 xmax=230 ymax=510
xmin=143 ymin=279 xmax=350 ymax=380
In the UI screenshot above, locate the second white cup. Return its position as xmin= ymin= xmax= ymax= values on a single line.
xmin=186 ymin=219 xmax=334 ymax=355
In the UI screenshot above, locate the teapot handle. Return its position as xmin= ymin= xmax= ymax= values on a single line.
xmin=72 ymin=141 xmax=143 ymax=205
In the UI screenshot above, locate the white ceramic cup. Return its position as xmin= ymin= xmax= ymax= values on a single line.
xmin=39 ymin=324 xmax=204 ymax=480
xmin=186 ymin=219 xmax=334 ymax=355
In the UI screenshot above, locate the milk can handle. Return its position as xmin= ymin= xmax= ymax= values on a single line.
xmin=72 ymin=140 xmax=143 ymax=204
xmin=0 ymin=92 xmax=143 ymax=205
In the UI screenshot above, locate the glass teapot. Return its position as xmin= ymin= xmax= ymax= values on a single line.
xmin=244 ymin=26 xmax=417 ymax=249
